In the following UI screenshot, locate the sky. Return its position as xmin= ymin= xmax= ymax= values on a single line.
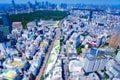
xmin=0 ymin=0 xmax=120 ymax=5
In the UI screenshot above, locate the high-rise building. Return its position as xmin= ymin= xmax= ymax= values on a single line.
xmin=35 ymin=0 xmax=39 ymax=6
xmin=109 ymin=33 xmax=120 ymax=50
xmin=93 ymin=58 xmax=101 ymax=71
xmin=69 ymin=33 xmax=80 ymax=48
xmin=83 ymin=54 xmax=107 ymax=73
xmin=41 ymin=1 xmax=45 ymax=8
xmin=0 ymin=13 xmax=12 ymax=38
xmin=60 ymin=3 xmax=67 ymax=9
xmin=35 ymin=0 xmax=39 ymax=9
xmin=90 ymin=47 xmax=97 ymax=56
xmin=83 ymin=56 xmax=95 ymax=72
xmin=109 ymin=33 xmax=116 ymax=48
xmin=89 ymin=11 xmax=93 ymax=21
xmin=27 ymin=1 xmax=33 ymax=10
xmin=12 ymin=0 xmax=16 ymax=10
xmin=45 ymin=1 xmax=49 ymax=7
xmin=98 ymin=56 xmax=107 ymax=70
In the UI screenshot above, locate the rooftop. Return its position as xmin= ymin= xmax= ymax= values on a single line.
xmin=40 ymin=42 xmax=45 ymax=48
xmin=0 ymin=70 xmax=17 ymax=80
xmin=70 ymin=33 xmax=80 ymax=40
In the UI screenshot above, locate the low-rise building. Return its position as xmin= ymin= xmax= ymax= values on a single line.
xmin=3 ymin=57 xmax=29 ymax=72
xmin=0 ymin=69 xmax=21 ymax=80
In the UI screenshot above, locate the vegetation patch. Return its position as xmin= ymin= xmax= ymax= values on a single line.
xmin=76 ymin=45 xmax=85 ymax=55
xmin=10 ymin=10 xmax=69 ymax=29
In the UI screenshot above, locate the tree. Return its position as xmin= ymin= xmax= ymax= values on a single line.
xmin=70 ymin=42 xmax=73 ymax=45
xmin=64 ymin=48 xmax=66 ymax=52
xmin=81 ymin=45 xmax=85 ymax=48
xmin=41 ymin=75 xmax=44 ymax=80
xmin=10 ymin=10 xmax=69 ymax=29
xmin=76 ymin=47 xmax=82 ymax=55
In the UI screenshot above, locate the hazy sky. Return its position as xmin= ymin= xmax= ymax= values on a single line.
xmin=0 ymin=0 xmax=120 ymax=5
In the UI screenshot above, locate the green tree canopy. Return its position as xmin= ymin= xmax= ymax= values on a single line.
xmin=10 ymin=10 xmax=69 ymax=29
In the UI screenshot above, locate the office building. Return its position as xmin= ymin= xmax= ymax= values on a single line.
xmin=69 ymin=33 xmax=80 ymax=48
xmin=12 ymin=0 xmax=16 ymax=10
xmin=93 ymin=58 xmax=101 ymax=71
xmin=109 ymin=33 xmax=120 ymax=50
xmin=109 ymin=64 xmax=120 ymax=78
xmin=89 ymin=11 xmax=93 ymax=21
xmin=83 ymin=54 xmax=107 ymax=73
xmin=90 ymin=47 xmax=98 ymax=56
xmin=0 ymin=13 xmax=12 ymax=37
xmin=98 ymin=56 xmax=107 ymax=70
xmin=83 ymin=55 xmax=95 ymax=73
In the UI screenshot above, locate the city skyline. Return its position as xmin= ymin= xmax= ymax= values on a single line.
xmin=0 ymin=0 xmax=120 ymax=5
xmin=0 ymin=0 xmax=120 ymax=79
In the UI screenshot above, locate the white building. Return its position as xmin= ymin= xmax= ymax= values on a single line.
xmin=69 ymin=33 xmax=80 ymax=48
xmin=83 ymin=56 xmax=95 ymax=73
xmin=98 ymin=57 xmax=107 ymax=70
xmin=83 ymin=54 xmax=107 ymax=73
xmin=88 ymin=72 xmax=100 ymax=80
xmin=0 ymin=69 xmax=20 ymax=80
xmin=3 ymin=57 xmax=29 ymax=72
xmin=25 ymin=44 xmax=37 ymax=59
xmin=93 ymin=58 xmax=101 ymax=71
xmin=108 ymin=63 xmax=120 ymax=78
xmin=29 ymin=65 xmax=38 ymax=77
xmin=69 ymin=59 xmax=83 ymax=73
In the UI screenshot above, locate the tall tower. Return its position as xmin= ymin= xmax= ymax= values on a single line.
xmin=28 ymin=1 xmax=32 ymax=9
xmin=89 ymin=11 xmax=93 ymax=21
xmin=12 ymin=0 xmax=16 ymax=10
xmin=35 ymin=0 xmax=39 ymax=6
xmin=35 ymin=0 xmax=39 ymax=10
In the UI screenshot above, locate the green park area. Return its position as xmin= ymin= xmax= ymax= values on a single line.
xmin=45 ymin=40 xmax=60 ymax=75
xmin=48 ymin=21 xmax=60 ymax=27
xmin=76 ymin=45 xmax=85 ymax=55
xmin=10 ymin=10 xmax=69 ymax=29
xmin=53 ymin=40 xmax=59 ymax=48
xmin=47 ymin=40 xmax=60 ymax=64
